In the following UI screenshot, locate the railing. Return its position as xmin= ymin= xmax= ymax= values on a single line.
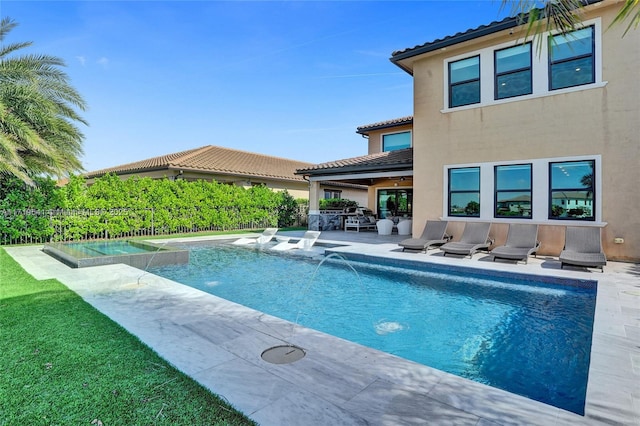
xmin=0 ymin=207 xmax=279 ymax=246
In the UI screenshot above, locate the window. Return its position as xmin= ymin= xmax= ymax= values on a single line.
xmin=448 ymin=167 xmax=480 ymax=217
xmin=495 ymin=44 xmax=532 ymax=99
xmin=549 ymin=26 xmax=595 ymax=91
xmin=449 ymin=56 xmax=480 ymax=108
xmin=324 ymin=189 xmax=342 ymax=199
xmin=495 ymin=164 xmax=532 ymax=218
xmin=378 ymin=189 xmax=412 ymax=218
xmin=549 ymin=160 xmax=595 ymax=220
xmin=382 ymin=131 xmax=411 ymax=152
xmin=444 ymin=20 xmax=601 ymax=110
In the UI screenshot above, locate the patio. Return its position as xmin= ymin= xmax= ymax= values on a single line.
xmin=6 ymin=231 xmax=639 ymax=425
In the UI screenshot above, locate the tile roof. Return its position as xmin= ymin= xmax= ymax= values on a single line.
xmin=390 ymin=0 xmax=603 ymax=74
xmin=84 ymin=145 xmax=314 ymax=182
xmin=296 ymin=148 xmax=413 ymax=175
xmin=356 ymin=116 xmax=413 ymax=134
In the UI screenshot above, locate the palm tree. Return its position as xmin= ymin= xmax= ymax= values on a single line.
xmin=0 ymin=17 xmax=87 ymax=185
xmin=502 ymin=0 xmax=639 ymax=44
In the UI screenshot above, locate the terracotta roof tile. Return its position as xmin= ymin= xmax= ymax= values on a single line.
xmin=85 ymin=145 xmax=314 ymax=182
xmin=356 ymin=116 xmax=413 ymax=134
xmin=297 ymin=148 xmax=413 ymax=175
xmin=390 ymin=0 xmax=602 ymax=72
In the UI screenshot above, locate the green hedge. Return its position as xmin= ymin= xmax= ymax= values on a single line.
xmin=0 ymin=174 xmax=303 ymax=243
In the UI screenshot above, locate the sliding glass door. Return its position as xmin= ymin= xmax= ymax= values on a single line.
xmin=378 ymin=189 xmax=412 ymax=219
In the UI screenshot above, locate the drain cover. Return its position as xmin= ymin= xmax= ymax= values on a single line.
xmin=261 ymin=345 xmax=306 ymax=364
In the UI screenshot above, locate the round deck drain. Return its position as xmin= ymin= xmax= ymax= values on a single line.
xmin=261 ymin=345 xmax=305 ymax=364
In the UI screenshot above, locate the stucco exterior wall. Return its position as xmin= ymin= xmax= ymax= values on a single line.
xmin=410 ymin=2 xmax=639 ymax=261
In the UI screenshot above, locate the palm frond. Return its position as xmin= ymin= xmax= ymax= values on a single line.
xmin=0 ymin=17 xmax=88 ymax=184
xmin=608 ymin=0 xmax=640 ymax=37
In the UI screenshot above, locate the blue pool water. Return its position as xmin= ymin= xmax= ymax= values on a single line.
xmin=149 ymin=242 xmax=597 ymax=414
xmin=62 ymin=240 xmax=153 ymax=257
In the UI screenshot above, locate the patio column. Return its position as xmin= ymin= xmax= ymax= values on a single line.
xmin=308 ymin=179 xmax=321 ymax=231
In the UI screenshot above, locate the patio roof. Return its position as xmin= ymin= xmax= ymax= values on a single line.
xmin=296 ymin=148 xmax=413 ymax=179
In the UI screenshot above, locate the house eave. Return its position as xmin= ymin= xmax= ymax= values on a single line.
xmin=389 ymin=0 xmax=604 ymax=74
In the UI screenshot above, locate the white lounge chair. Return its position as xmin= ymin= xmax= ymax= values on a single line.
xmin=271 ymin=231 xmax=321 ymax=251
xmin=232 ymin=228 xmax=278 ymax=245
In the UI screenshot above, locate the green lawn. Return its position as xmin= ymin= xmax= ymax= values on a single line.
xmin=0 ymin=248 xmax=256 ymax=426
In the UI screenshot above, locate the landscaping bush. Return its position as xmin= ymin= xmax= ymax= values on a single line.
xmin=319 ymin=198 xmax=357 ymax=210
xmin=0 ymin=174 xmax=302 ymax=243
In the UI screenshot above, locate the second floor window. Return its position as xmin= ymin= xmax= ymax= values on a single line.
xmin=495 ymin=43 xmax=532 ymax=99
xmin=549 ymin=26 xmax=595 ymax=91
xmin=449 ymin=56 xmax=480 ymax=108
xmin=382 ymin=131 xmax=411 ymax=152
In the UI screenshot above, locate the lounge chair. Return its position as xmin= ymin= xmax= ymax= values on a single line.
xmin=440 ymin=222 xmax=493 ymax=258
xmin=271 ymin=231 xmax=321 ymax=251
xmin=399 ymin=220 xmax=450 ymax=252
xmin=559 ymin=226 xmax=606 ymax=271
xmin=490 ymin=224 xmax=539 ymax=264
xmin=233 ymin=228 xmax=278 ymax=245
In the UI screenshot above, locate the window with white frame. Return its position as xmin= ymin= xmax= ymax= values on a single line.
xmin=495 ymin=43 xmax=532 ymax=100
xmin=444 ymin=20 xmax=601 ymax=110
xmin=324 ymin=189 xmax=342 ymax=199
xmin=448 ymin=56 xmax=480 ymax=108
xmin=549 ymin=26 xmax=595 ymax=91
xmin=549 ymin=160 xmax=595 ymax=220
xmin=448 ymin=167 xmax=480 ymax=217
xmin=382 ymin=131 xmax=411 ymax=152
xmin=445 ymin=157 xmax=599 ymax=223
xmin=495 ymin=164 xmax=532 ymax=218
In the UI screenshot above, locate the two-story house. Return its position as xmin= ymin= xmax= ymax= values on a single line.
xmin=299 ymin=0 xmax=639 ymax=262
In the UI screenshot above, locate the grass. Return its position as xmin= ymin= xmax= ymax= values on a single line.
xmin=0 ymin=248 xmax=256 ymax=426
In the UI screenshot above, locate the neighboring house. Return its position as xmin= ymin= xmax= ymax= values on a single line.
xmin=83 ymin=145 xmax=367 ymax=204
xmin=299 ymin=0 xmax=639 ymax=262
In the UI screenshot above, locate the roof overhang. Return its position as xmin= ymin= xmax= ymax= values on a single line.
xmin=390 ymin=0 xmax=604 ymax=75
xmin=309 ymin=170 xmax=413 ymax=183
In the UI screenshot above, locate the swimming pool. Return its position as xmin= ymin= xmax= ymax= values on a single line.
xmin=148 ymin=241 xmax=597 ymax=415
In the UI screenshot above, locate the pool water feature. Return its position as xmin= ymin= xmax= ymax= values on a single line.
xmin=148 ymin=242 xmax=597 ymax=415
xmin=44 ymin=240 xmax=189 ymax=269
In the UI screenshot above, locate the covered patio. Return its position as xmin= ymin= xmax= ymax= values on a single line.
xmin=296 ymin=148 xmax=414 ymax=232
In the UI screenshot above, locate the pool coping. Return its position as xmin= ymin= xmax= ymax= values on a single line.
xmin=5 ymin=233 xmax=639 ymax=426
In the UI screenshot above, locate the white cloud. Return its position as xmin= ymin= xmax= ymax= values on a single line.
xmin=97 ymin=57 xmax=109 ymax=68
xmin=76 ymin=56 xmax=86 ymax=66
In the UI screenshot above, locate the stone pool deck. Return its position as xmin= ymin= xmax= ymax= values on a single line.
xmin=5 ymin=230 xmax=639 ymax=426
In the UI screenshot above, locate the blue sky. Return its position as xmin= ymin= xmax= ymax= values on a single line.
xmin=2 ymin=1 xmax=508 ymax=172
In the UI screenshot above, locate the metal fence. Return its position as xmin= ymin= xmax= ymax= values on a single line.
xmin=0 ymin=207 xmax=280 ymax=246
